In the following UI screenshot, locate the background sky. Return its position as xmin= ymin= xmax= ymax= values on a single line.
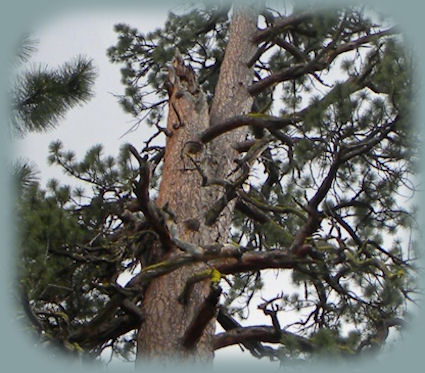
xmin=14 ymin=7 xmax=168 ymax=185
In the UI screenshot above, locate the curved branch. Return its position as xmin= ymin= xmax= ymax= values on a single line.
xmin=127 ymin=244 xmax=307 ymax=290
xmin=214 ymin=326 xmax=314 ymax=353
xmin=198 ymin=114 xmax=299 ymax=144
xmin=253 ymin=11 xmax=313 ymax=44
xmin=290 ymin=159 xmax=340 ymax=253
xmin=249 ymin=28 xmax=397 ymax=96
xmin=248 ymin=60 xmax=327 ymax=96
xmin=128 ymin=144 xmax=174 ymax=252
xmin=217 ymin=307 xmax=275 ymax=359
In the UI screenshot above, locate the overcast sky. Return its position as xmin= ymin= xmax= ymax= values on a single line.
xmin=14 ymin=6 xmax=170 ymax=185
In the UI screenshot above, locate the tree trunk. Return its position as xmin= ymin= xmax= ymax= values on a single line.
xmin=136 ymin=5 xmax=258 ymax=363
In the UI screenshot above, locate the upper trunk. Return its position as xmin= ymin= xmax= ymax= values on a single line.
xmin=136 ymin=5 xmax=258 ymax=363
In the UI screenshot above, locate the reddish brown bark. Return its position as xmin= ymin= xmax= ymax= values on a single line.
xmin=136 ymin=6 xmax=259 ymax=363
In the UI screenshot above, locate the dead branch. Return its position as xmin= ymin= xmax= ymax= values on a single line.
xmin=128 ymin=144 xmax=174 ymax=252
xmin=182 ymin=285 xmax=222 ymax=350
xmin=197 ymin=114 xmax=300 ymax=144
xmin=214 ymin=326 xmax=315 ymax=353
xmin=217 ymin=307 xmax=271 ymax=358
xmin=127 ymin=244 xmax=308 ymax=290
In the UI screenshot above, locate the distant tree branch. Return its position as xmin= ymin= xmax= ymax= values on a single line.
xmin=249 ymin=28 xmax=396 ymax=96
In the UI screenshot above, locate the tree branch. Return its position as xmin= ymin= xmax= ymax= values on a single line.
xmin=217 ymin=307 xmax=273 ymax=359
xmin=127 ymin=244 xmax=307 ymax=290
xmin=214 ymin=250 xmax=307 ymax=275
xmin=235 ymin=198 xmax=270 ymax=224
xmin=248 ymin=60 xmax=327 ymax=96
xmin=249 ymin=28 xmax=397 ymax=96
xmin=325 ymin=27 xmax=397 ymax=64
xmin=340 ymin=116 xmax=399 ymax=161
xmin=253 ymin=11 xmax=313 ymax=44
xmin=214 ymin=326 xmax=315 ymax=353
xmin=69 ymin=314 xmax=138 ymax=351
xmin=182 ymin=285 xmax=222 ymax=350
xmin=197 ymin=114 xmax=299 ymax=145
xmin=128 ymin=144 xmax=174 ymax=252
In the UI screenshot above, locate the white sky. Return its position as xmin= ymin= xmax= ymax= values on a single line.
xmin=15 ymin=7 xmax=168 ymax=185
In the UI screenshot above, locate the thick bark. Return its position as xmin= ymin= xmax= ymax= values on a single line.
xmin=136 ymin=6 xmax=258 ymax=363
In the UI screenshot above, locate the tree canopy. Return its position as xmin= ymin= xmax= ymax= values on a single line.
xmin=16 ymin=2 xmax=419 ymax=366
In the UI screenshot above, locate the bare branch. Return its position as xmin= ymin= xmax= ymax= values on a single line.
xmin=214 ymin=326 xmax=314 ymax=353
xmin=128 ymin=144 xmax=174 ymax=252
xmin=127 ymin=245 xmax=307 ymax=289
xmin=217 ymin=307 xmax=273 ymax=359
xmin=198 ymin=114 xmax=300 ymax=144
xmin=248 ymin=60 xmax=327 ymax=96
xmin=249 ymin=28 xmax=397 ymax=96
xmin=182 ymin=285 xmax=222 ymax=350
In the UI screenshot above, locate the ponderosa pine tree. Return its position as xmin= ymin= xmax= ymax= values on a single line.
xmin=18 ymin=1 xmax=418 ymax=366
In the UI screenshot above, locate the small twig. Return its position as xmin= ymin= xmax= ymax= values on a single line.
xmin=258 ymin=299 xmax=282 ymax=335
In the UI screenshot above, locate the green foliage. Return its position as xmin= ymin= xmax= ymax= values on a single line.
xmin=18 ymin=183 xmax=87 ymax=297
xmin=14 ymin=34 xmax=38 ymax=64
xmin=107 ymin=2 xmax=231 ymax=121
xmin=11 ymin=53 xmax=96 ymax=135
xmin=12 ymin=159 xmax=39 ymax=192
